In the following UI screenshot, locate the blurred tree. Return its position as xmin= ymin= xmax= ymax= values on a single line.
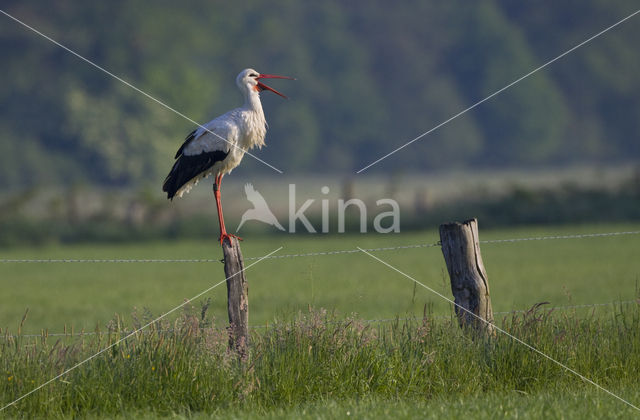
xmin=0 ymin=0 xmax=638 ymax=189
xmin=446 ymin=2 xmax=569 ymax=166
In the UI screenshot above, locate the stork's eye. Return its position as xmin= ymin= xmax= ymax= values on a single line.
xmin=249 ymin=73 xmax=259 ymax=78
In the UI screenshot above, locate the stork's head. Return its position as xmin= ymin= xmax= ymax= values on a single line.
xmin=236 ymin=68 xmax=294 ymax=99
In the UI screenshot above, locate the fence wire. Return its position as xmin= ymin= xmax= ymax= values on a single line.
xmin=1 ymin=230 xmax=639 ymax=264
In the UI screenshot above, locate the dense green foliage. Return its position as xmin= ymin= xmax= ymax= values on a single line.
xmin=1 ymin=305 xmax=639 ymax=418
xmin=1 ymin=1 xmax=639 ymax=188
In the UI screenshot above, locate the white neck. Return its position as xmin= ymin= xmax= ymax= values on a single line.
xmin=238 ymin=86 xmax=268 ymax=149
xmin=243 ymin=88 xmax=263 ymax=113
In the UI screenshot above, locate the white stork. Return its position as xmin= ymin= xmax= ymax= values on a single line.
xmin=162 ymin=68 xmax=293 ymax=244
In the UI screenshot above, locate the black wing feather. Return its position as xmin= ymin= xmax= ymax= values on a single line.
xmin=175 ymin=129 xmax=197 ymax=159
xmin=162 ymin=150 xmax=229 ymax=200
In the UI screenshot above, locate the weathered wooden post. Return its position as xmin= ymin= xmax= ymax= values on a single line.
xmin=439 ymin=218 xmax=495 ymax=336
xmin=222 ymin=237 xmax=249 ymax=356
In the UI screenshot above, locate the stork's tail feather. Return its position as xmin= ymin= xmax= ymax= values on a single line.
xmin=162 ymin=150 xmax=229 ymax=200
xmin=162 ymin=161 xmax=182 ymax=200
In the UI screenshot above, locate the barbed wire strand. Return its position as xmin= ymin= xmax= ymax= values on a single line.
xmin=1 ymin=230 xmax=639 ymax=264
xmin=479 ymin=230 xmax=640 ymax=244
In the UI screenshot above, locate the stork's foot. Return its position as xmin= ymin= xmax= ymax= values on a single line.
xmin=219 ymin=232 xmax=243 ymax=246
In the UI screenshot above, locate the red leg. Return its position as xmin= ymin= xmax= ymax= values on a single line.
xmin=213 ymin=174 xmax=242 ymax=246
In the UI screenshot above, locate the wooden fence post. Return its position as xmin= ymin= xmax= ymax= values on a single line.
xmin=439 ymin=218 xmax=495 ymax=336
xmin=222 ymin=237 xmax=249 ymax=356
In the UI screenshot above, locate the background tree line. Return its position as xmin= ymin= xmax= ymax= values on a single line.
xmin=1 ymin=0 xmax=639 ymax=189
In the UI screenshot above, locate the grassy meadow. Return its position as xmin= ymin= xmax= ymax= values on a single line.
xmin=1 ymin=223 xmax=640 ymax=418
xmin=1 ymin=303 xmax=639 ymax=418
xmin=0 ymin=223 xmax=639 ymax=335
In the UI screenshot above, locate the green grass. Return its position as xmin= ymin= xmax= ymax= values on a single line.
xmin=0 ymin=223 xmax=639 ymax=335
xmin=69 ymin=391 xmax=640 ymax=419
xmin=1 ymin=224 xmax=640 ymax=418
xmin=184 ymin=388 xmax=640 ymax=419
xmin=1 ymin=305 xmax=639 ymax=418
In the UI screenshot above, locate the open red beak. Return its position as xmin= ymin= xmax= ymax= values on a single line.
xmin=256 ymin=74 xmax=295 ymax=99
